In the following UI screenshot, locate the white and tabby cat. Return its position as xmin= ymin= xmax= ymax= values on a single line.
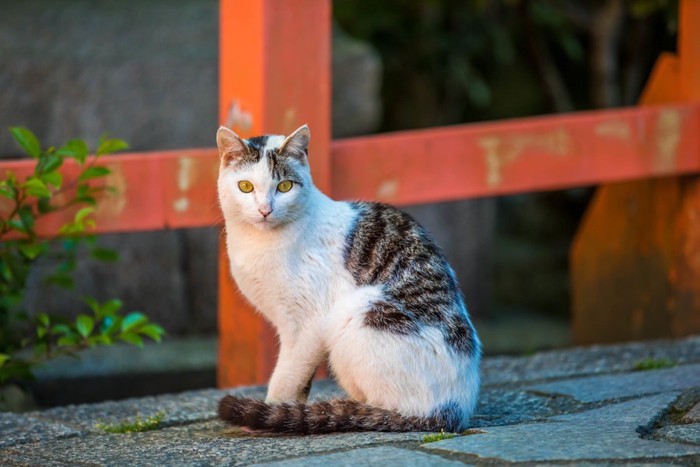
xmin=216 ymin=124 xmax=481 ymax=434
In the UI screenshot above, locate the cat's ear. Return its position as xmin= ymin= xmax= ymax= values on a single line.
xmin=216 ymin=126 xmax=250 ymax=164
xmin=278 ymin=124 xmax=310 ymax=162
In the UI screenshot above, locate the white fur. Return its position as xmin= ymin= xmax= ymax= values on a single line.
xmin=217 ymin=126 xmax=480 ymax=425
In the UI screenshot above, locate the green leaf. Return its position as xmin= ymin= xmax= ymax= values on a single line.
xmin=9 ymin=127 xmax=41 ymax=158
xmin=0 ymin=181 xmax=16 ymax=199
xmin=119 ymin=333 xmax=144 ymax=347
xmin=18 ymin=205 xmax=35 ymax=233
xmin=77 ymin=184 xmax=90 ymax=197
xmin=87 ymin=298 xmax=122 ymax=320
xmin=78 ymin=166 xmax=111 ymax=181
xmin=96 ymin=138 xmax=129 ymax=156
xmin=36 ymin=313 xmax=51 ymax=339
xmin=57 ymin=335 xmax=79 ymax=347
xmin=91 ymin=247 xmax=119 ymax=262
xmin=18 ymin=242 xmax=44 ymax=259
xmin=0 ymin=354 xmax=9 ymax=368
xmin=8 ymin=219 xmax=28 ymax=234
xmin=76 ymin=315 xmax=95 ymax=338
xmin=38 ymin=197 xmax=54 ymax=214
xmin=59 ymin=223 xmax=82 ymax=235
xmin=23 ymin=178 xmax=51 ymax=198
xmin=139 ymin=324 xmax=165 ymax=342
xmin=89 ymin=334 xmax=113 ymax=346
xmin=37 ymin=312 xmax=50 ymax=327
xmin=51 ymin=324 xmax=72 ymax=336
xmin=102 ymin=315 xmax=121 ymax=335
xmin=56 ymin=139 xmax=89 ymax=164
xmin=74 ymin=206 xmax=95 ymax=223
xmin=83 ymin=296 xmax=101 ymax=314
xmin=121 ymin=312 xmax=148 ymax=333
xmin=41 ymin=171 xmax=62 ymax=189
xmin=39 ymin=153 xmax=63 ymax=174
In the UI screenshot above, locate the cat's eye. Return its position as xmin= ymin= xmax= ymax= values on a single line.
xmin=277 ymin=180 xmax=293 ymax=193
xmin=238 ymin=180 xmax=254 ymax=193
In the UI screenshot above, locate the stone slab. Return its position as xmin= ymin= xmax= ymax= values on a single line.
xmin=257 ymin=446 xmax=467 ymax=466
xmin=683 ymin=401 xmax=700 ymax=423
xmin=36 ymin=388 xmax=234 ymax=433
xmin=526 ymin=363 xmax=700 ymax=403
xmin=424 ymin=393 xmax=700 ymax=462
xmin=3 ymin=337 xmax=700 ymax=465
xmin=472 ymin=388 xmax=583 ymax=427
xmin=481 ymin=335 xmax=700 ymax=386
xmin=0 ymin=420 xmax=427 ymax=467
xmin=656 ymin=424 xmax=700 ymax=445
xmin=0 ymin=412 xmax=81 ymax=449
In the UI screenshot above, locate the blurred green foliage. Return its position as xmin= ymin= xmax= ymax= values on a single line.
xmin=335 ymin=0 xmax=678 ymax=130
xmin=0 ymin=128 xmax=164 ymax=388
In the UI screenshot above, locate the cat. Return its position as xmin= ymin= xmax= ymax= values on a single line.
xmin=216 ymin=124 xmax=481 ymax=434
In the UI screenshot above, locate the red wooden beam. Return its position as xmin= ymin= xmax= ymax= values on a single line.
xmin=331 ymin=102 xmax=700 ymax=206
xmin=0 ymin=148 xmax=220 ymax=237
xmin=2 ymin=102 xmax=700 ymax=238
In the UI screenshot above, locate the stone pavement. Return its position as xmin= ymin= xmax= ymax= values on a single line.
xmin=1 ymin=336 xmax=699 ymax=466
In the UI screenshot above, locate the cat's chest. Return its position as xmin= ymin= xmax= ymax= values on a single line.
xmin=229 ymin=230 xmax=350 ymax=318
xmin=232 ymin=241 xmax=335 ymax=285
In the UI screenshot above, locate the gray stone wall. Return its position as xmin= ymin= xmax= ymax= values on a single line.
xmin=1 ymin=0 xmax=492 ymax=335
xmin=1 ymin=0 xmax=221 ymax=335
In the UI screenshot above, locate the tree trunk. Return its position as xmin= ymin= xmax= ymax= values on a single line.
xmin=589 ymin=0 xmax=625 ymax=108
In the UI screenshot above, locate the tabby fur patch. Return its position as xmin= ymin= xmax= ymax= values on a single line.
xmin=218 ymin=395 xmax=453 ymax=434
xmin=344 ymin=202 xmax=478 ymax=357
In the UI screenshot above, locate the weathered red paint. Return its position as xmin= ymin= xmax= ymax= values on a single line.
xmin=0 ymin=149 xmax=219 ymax=238
xmin=217 ymin=0 xmax=331 ymax=388
xmin=332 ymin=103 xmax=700 ymax=206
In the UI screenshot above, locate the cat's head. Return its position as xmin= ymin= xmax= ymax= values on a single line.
xmin=216 ymin=124 xmax=313 ymax=230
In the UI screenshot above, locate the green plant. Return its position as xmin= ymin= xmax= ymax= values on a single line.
xmin=632 ymin=357 xmax=677 ymax=371
xmin=96 ymin=411 xmax=165 ymax=433
xmin=0 ymin=127 xmax=165 ymax=387
xmin=422 ymin=429 xmax=458 ymax=443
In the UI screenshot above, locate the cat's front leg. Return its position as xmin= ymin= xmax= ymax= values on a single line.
xmin=265 ymin=334 xmax=325 ymax=403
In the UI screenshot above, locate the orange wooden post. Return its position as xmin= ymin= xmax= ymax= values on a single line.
xmin=217 ymin=0 xmax=331 ymax=388
xmin=571 ymin=0 xmax=700 ymax=344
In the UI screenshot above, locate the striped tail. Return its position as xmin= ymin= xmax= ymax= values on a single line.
xmin=217 ymin=395 xmax=447 ymax=434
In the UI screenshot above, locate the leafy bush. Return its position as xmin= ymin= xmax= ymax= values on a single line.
xmin=0 ymin=127 xmax=165 ymax=388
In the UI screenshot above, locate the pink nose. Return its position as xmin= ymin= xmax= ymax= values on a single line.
xmin=258 ymin=207 xmax=272 ymax=217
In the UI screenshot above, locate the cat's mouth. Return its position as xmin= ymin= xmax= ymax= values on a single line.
xmin=254 ymin=216 xmax=276 ymax=228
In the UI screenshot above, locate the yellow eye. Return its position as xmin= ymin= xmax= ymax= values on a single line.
xmin=277 ymin=180 xmax=293 ymax=193
xmin=238 ymin=180 xmax=254 ymax=193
